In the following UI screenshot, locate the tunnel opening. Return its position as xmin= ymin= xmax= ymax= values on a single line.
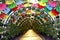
xmin=6 ymin=16 xmax=57 ymax=40
xmin=0 ymin=0 xmax=60 ymax=40
xmin=1 ymin=6 xmax=57 ymax=40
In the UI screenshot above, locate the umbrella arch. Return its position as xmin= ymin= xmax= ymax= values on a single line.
xmin=0 ymin=0 xmax=60 ymax=40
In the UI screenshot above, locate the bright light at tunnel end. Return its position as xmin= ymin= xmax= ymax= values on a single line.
xmin=19 ymin=29 xmax=43 ymax=40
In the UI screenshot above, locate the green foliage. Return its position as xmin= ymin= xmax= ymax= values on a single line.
xmin=0 ymin=17 xmax=58 ymax=39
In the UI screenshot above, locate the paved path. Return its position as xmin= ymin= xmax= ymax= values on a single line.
xmin=11 ymin=29 xmax=56 ymax=40
xmin=14 ymin=29 xmax=45 ymax=40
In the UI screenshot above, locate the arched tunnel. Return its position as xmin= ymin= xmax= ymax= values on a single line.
xmin=0 ymin=0 xmax=60 ymax=40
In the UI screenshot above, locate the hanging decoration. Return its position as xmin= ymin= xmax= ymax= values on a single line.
xmin=0 ymin=0 xmax=59 ymax=24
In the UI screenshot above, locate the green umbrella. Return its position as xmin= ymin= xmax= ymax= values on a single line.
xmin=44 ymin=7 xmax=50 ymax=13
xmin=8 ymin=3 xmax=16 ymax=9
xmin=56 ymin=4 xmax=60 ymax=12
xmin=40 ymin=0 xmax=48 ymax=2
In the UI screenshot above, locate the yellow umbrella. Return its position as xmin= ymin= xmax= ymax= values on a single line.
xmin=4 ymin=15 xmax=9 ymax=20
xmin=24 ymin=3 xmax=31 ymax=7
xmin=38 ymin=1 xmax=46 ymax=6
xmin=48 ymin=11 xmax=55 ymax=18
xmin=5 ymin=0 xmax=14 ymax=5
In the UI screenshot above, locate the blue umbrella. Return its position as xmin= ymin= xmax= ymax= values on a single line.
xmin=14 ymin=0 xmax=23 ymax=5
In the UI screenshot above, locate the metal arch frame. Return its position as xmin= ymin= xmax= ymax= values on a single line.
xmin=2 ymin=2 xmax=57 ymax=34
xmin=18 ymin=15 xmax=53 ymax=27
